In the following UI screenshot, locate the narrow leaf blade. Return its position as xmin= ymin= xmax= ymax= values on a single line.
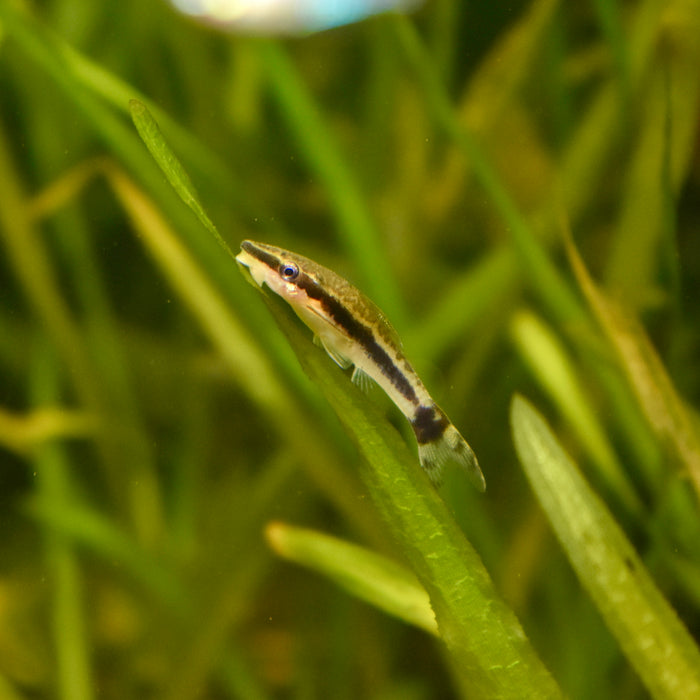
xmin=265 ymin=522 xmax=438 ymax=635
xmin=260 ymin=294 xmax=562 ymax=698
xmin=511 ymin=394 xmax=700 ymax=699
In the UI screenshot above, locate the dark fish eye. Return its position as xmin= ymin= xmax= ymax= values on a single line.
xmin=279 ymin=261 xmax=299 ymax=281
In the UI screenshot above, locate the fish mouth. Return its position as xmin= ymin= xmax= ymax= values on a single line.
xmin=236 ymin=246 xmax=265 ymax=288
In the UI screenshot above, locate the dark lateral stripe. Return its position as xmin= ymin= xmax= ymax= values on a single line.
xmin=296 ymin=274 xmax=419 ymax=406
xmin=411 ymin=405 xmax=449 ymax=444
xmin=242 ymin=240 xmax=280 ymax=271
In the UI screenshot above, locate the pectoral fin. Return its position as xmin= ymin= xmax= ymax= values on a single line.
xmin=351 ymin=366 xmax=374 ymax=393
xmin=315 ymin=335 xmax=353 ymax=369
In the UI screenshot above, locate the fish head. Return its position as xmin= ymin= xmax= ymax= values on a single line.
xmin=236 ymin=240 xmax=310 ymax=303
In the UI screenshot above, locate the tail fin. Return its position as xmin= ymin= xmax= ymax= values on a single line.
xmin=417 ymin=424 xmax=486 ymax=492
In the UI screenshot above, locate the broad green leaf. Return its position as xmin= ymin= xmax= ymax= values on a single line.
xmin=511 ymin=394 xmax=700 ymax=699
xmin=262 ymin=293 xmax=562 ymax=699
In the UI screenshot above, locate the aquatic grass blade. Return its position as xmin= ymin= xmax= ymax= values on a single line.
xmin=257 ymin=41 xmax=405 ymax=325
xmin=510 ymin=394 xmax=700 ymax=699
xmin=510 ymin=309 xmax=642 ymax=516
xmin=128 ymin=100 xmax=231 ymax=257
xmin=566 ymin=234 xmax=700 ymax=500
xmin=261 ymin=292 xmax=562 ymax=698
xmin=392 ymin=14 xmax=583 ymax=325
xmin=105 ymin=165 xmax=384 ymax=541
xmin=265 ymin=522 xmax=438 ymax=635
xmin=31 ymin=348 xmax=94 ymax=700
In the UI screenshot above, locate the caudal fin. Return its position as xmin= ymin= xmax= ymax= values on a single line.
xmin=417 ymin=424 xmax=486 ymax=492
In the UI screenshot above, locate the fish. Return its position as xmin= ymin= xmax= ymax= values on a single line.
xmin=169 ymin=0 xmax=423 ymax=36
xmin=236 ymin=240 xmax=485 ymax=491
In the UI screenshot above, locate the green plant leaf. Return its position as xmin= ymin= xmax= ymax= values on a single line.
xmin=259 ymin=292 xmax=562 ymax=698
xmin=106 ymin=166 xmax=382 ymax=542
xmin=257 ymin=41 xmax=405 ymax=325
xmin=265 ymin=521 xmax=438 ymax=635
xmin=128 ymin=99 xmax=232 ymax=259
xmin=566 ymin=233 xmax=700 ymax=500
xmin=510 ymin=394 xmax=700 ymax=699
xmin=510 ymin=308 xmax=642 ymax=516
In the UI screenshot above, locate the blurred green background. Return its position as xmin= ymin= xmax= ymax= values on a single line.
xmin=1 ymin=0 xmax=700 ymax=697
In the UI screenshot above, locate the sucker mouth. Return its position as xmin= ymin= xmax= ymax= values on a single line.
xmin=235 ymin=251 xmax=264 ymax=288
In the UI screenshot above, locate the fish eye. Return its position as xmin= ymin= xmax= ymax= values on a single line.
xmin=279 ymin=261 xmax=299 ymax=281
